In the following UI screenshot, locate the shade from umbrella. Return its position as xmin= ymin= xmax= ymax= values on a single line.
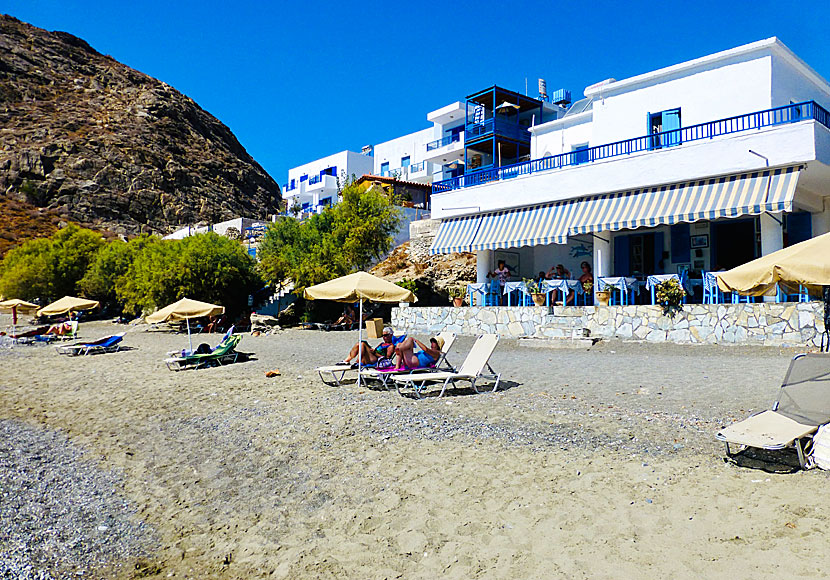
xmin=717 ymin=231 xmax=830 ymax=296
xmin=145 ymin=298 xmax=224 ymax=323
xmin=303 ymin=272 xmax=415 ymax=304
xmin=37 ymin=296 xmax=100 ymax=317
xmin=303 ymin=272 xmax=416 ymax=388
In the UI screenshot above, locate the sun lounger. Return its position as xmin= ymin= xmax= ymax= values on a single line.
xmin=716 ymin=353 xmax=830 ymax=469
xmin=56 ymin=332 xmax=125 ymax=356
xmin=392 ymin=334 xmax=501 ymax=398
xmin=164 ymin=334 xmax=242 ymax=370
xmin=7 ymin=326 xmax=50 ymax=344
xmin=166 ymin=326 xmax=234 ymax=357
xmin=360 ymin=332 xmax=457 ymax=389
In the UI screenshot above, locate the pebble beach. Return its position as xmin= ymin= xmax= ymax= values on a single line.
xmin=2 ymin=319 xmax=830 ymax=579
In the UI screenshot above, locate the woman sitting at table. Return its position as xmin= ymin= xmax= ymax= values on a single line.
xmin=546 ymin=263 xmax=571 ymax=280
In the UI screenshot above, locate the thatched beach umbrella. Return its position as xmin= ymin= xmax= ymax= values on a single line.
xmin=304 ymin=272 xmax=416 ymax=386
xmin=145 ymin=297 xmax=224 ymax=352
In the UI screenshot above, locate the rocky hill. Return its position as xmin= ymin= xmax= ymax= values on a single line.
xmin=0 ymin=14 xmax=281 ymax=236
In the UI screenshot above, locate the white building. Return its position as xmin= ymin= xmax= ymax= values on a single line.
xmin=428 ymin=38 xmax=830 ymax=296
xmin=283 ymin=150 xmax=374 ymax=216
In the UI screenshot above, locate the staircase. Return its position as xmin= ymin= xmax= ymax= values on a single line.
xmin=256 ymin=281 xmax=296 ymax=317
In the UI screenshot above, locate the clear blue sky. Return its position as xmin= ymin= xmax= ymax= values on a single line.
xmin=5 ymin=1 xmax=830 ymax=188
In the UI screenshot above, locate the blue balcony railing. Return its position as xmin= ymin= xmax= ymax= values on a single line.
xmin=409 ymin=161 xmax=427 ymax=172
xmin=465 ymin=117 xmax=531 ymax=143
xmin=433 ymin=101 xmax=830 ymax=194
xmin=308 ymin=175 xmax=322 ymax=185
xmin=426 ymin=133 xmax=461 ymax=151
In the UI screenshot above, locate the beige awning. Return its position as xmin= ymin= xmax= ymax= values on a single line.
xmin=717 ymin=231 xmax=830 ymax=296
xmin=145 ymin=298 xmax=225 ymax=323
xmin=303 ymin=272 xmax=416 ymax=303
xmin=37 ymin=296 xmax=100 ymax=317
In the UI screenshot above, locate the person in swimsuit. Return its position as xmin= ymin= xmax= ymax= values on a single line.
xmin=342 ymin=326 xmax=405 ymax=366
xmin=393 ymin=336 xmax=444 ymax=370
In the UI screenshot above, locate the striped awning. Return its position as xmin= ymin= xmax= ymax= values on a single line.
xmin=429 ymin=165 xmax=802 ymax=254
xmin=429 ymin=214 xmax=482 ymax=254
xmin=568 ymin=165 xmax=801 ymax=235
xmin=469 ymin=203 xmax=571 ymax=251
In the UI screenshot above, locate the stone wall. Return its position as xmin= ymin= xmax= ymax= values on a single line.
xmin=392 ymin=302 xmax=826 ymax=347
xmin=407 ymin=219 xmax=440 ymax=264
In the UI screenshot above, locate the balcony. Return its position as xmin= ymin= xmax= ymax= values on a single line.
xmin=306 ymin=174 xmax=337 ymax=192
xmin=423 ymin=132 xmax=464 ymax=163
xmin=433 ymin=101 xmax=830 ymax=194
xmin=465 ymin=117 xmax=531 ymax=144
xmin=406 ymin=160 xmax=433 ymax=183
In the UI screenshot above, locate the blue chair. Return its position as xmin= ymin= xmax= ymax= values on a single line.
xmin=702 ymin=272 xmax=724 ymax=304
xmin=776 ymin=283 xmax=810 ymax=303
xmin=485 ymin=279 xmax=500 ymax=306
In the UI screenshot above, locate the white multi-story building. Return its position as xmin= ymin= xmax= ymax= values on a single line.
xmin=428 ymin=38 xmax=830 ymax=295
xmin=283 ymin=150 xmax=374 ymax=215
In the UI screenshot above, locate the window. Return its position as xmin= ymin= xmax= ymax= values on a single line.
xmin=380 ymin=161 xmax=389 ymax=176
xmin=648 ymin=108 xmax=681 ymax=149
xmin=401 ymin=156 xmax=410 ymax=168
xmin=320 ymin=166 xmax=337 ymax=177
xmin=571 ymin=144 xmax=589 ymax=165
xmin=300 ymin=174 xmax=308 ymax=182
xmin=321 ymin=197 xmax=333 ymax=207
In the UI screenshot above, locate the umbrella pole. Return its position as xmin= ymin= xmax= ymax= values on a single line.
xmin=187 ymin=318 xmax=193 ymax=353
xmin=357 ymin=299 xmax=363 ymax=387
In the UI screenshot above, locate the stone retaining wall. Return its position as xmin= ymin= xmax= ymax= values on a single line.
xmin=392 ymin=302 xmax=826 ymax=347
xmin=407 ymin=219 xmax=439 ymax=264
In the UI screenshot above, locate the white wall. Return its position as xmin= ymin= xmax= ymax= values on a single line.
xmin=771 ymin=53 xmax=830 ymax=109
xmin=532 ymin=113 xmax=594 ymax=158
xmin=373 ymin=128 xmax=435 ymax=174
xmin=432 ymin=121 xmax=819 ymax=219
xmin=287 ymin=150 xmax=374 ymax=191
xmin=591 ymin=54 xmax=773 ymax=146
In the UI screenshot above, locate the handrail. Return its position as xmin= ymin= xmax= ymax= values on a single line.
xmin=426 ymin=133 xmax=461 ymax=151
xmin=308 ymin=175 xmax=321 ymax=185
xmin=433 ymin=101 xmax=830 ymax=194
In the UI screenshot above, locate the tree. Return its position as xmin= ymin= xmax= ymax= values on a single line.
xmin=0 ymin=224 xmax=104 ymax=300
xmin=79 ymin=234 xmax=158 ymax=307
xmin=257 ymin=179 xmax=401 ymax=293
xmin=117 ymin=232 xmax=261 ymax=316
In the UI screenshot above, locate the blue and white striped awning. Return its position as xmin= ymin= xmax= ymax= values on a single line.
xmin=568 ymin=165 xmax=801 ymax=235
xmin=429 ymin=214 xmax=482 ymax=254
xmin=429 ymin=166 xmax=802 ymax=254
xmin=469 ymin=203 xmax=571 ymax=251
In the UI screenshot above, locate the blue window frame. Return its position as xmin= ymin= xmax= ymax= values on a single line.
xmin=300 ymin=174 xmax=308 ymax=182
xmin=321 ymin=197 xmax=333 ymax=207
xmin=401 ymin=156 xmax=410 ymax=168
xmin=320 ymin=166 xmax=337 ymax=177
xmin=380 ymin=161 xmax=389 ymax=175
xmin=571 ymin=144 xmax=589 ymax=165
xmin=648 ymin=108 xmax=681 ymax=149
xmin=301 ymin=202 xmax=310 ymax=210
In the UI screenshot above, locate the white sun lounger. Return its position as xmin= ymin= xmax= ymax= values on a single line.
xmin=716 ymin=353 xmax=830 ymax=469
xmin=392 ymin=334 xmax=501 ymax=398
xmin=360 ymin=332 xmax=457 ymax=389
xmin=316 ymin=363 xmax=356 ymax=386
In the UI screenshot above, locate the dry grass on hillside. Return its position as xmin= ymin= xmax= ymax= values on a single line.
xmin=0 ymin=195 xmax=63 ymax=256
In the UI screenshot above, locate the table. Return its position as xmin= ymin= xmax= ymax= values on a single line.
xmin=646 ymin=274 xmax=690 ymax=304
xmin=542 ymin=279 xmax=586 ymax=306
xmin=597 ymin=277 xmax=640 ymax=305
xmin=467 ymin=283 xmax=487 ymax=306
xmin=502 ymin=281 xmax=531 ymax=306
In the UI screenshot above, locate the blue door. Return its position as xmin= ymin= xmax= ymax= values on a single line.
xmin=662 ymin=109 xmax=681 ymax=147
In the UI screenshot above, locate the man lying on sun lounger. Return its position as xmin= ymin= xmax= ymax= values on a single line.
xmin=393 ymin=336 xmax=443 ymax=371
xmin=341 ymin=326 xmax=406 ymax=367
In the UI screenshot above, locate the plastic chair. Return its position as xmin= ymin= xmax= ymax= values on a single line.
xmin=485 ymin=279 xmax=500 ymax=306
xmin=776 ymin=283 xmax=810 ymax=303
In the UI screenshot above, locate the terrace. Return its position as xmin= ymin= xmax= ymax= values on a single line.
xmin=433 ymin=101 xmax=830 ymax=194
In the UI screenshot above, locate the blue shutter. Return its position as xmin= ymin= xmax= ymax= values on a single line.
xmin=614 ymin=234 xmax=630 ymax=276
xmin=786 ymin=212 xmax=812 ymax=246
xmin=662 ymin=109 xmax=681 ymax=147
xmin=670 ymin=223 xmax=691 ymax=263
xmin=653 ymin=231 xmax=665 ymax=274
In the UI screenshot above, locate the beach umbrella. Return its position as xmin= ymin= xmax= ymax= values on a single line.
xmin=145 ymin=297 xmax=224 ymax=352
xmin=0 ymin=298 xmax=39 ymax=342
xmin=717 ymin=231 xmax=830 ymax=296
xmin=37 ymin=296 xmax=100 ymax=317
xmin=304 ymin=272 xmax=416 ymax=386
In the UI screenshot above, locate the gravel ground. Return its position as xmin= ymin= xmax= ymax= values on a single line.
xmin=1 ymin=319 xmax=829 ymax=579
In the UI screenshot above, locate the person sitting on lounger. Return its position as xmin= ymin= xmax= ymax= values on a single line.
xmin=393 ymin=336 xmax=443 ymax=371
xmin=342 ymin=327 xmax=406 ymax=366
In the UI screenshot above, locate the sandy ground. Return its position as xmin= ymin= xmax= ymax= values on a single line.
xmin=1 ymin=318 xmax=830 ymax=579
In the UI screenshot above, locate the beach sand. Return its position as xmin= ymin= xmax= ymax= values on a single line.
xmin=2 ymin=319 xmax=829 ymax=579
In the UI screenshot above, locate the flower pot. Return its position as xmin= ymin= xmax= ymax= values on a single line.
xmin=531 ymin=293 xmax=547 ymax=307
xmin=595 ymin=290 xmax=611 ymax=306
xmin=452 ymin=297 xmax=464 ymax=307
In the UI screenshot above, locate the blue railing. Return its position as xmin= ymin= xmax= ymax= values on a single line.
xmin=308 ymin=175 xmax=322 ymax=185
xmin=283 ymin=183 xmax=296 ymax=192
xmin=409 ymin=161 xmax=427 ymax=172
xmin=426 ymin=133 xmax=461 ymax=151
xmin=433 ymin=101 xmax=830 ymax=193
xmin=465 ymin=117 xmax=532 ymax=143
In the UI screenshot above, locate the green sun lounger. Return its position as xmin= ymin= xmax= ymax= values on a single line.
xmin=164 ymin=334 xmax=242 ymax=371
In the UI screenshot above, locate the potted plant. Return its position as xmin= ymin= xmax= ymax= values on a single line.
xmin=524 ymin=278 xmax=547 ymax=306
xmin=595 ymin=286 xmax=611 ymax=306
xmin=396 ymin=278 xmax=417 ymax=307
xmin=656 ymin=277 xmax=685 ymax=317
xmin=448 ymin=285 xmax=466 ymax=307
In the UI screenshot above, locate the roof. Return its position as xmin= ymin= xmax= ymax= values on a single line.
xmin=355 ymin=174 xmax=432 ymax=190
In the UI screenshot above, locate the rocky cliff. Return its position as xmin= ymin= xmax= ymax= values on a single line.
xmin=0 ymin=14 xmax=281 ymax=235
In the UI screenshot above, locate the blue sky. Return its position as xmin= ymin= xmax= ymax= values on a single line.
xmin=5 ymin=1 xmax=830 ymax=188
